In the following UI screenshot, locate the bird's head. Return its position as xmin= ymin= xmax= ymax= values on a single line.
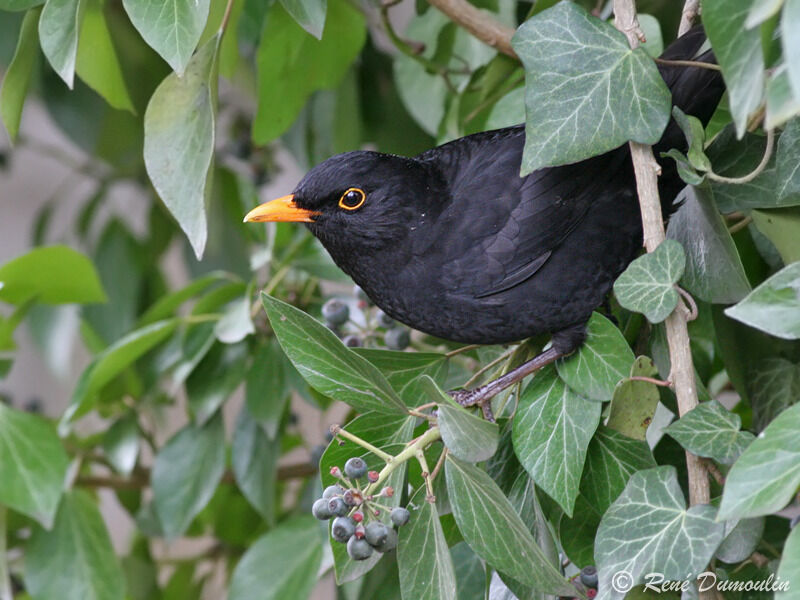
xmin=243 ymin=151 xmax=443 ymax=255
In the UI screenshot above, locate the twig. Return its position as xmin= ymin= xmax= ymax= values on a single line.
xmin=654 ymin=58 xmax=721 ymax=72
xmin=415 ymin=448 xmax=436 ymax=502
xmin=219 ymin=0 xmax=236 ymax=35
xmin=331 ymin=424 xmax=395 ymax=463
xmin=629 ymin=376 xmax=672 ymax=387
xmin=727 ymin=215 xmax=752 ymax=234
xmin=445 ymin=344 xmax=481 ymax=358
xmin=707 ymin=128 xmax=775 ymax=185
xmin=430 ymin=447 xmax=448 ymax=483
xmin=425 ymin=0 xmax=518 ymax=58
xmin=462 ymin=346 xmax=516 ymax=388
xmin=613 ymin=1 xmax=710 ymax=519
xmin=678 ymin=0 xmax=701 ymax=36
xmin=676 ymin=286 xmax=698 ymax=321
xmin=700 ymin=458 xmax=725 ymax=486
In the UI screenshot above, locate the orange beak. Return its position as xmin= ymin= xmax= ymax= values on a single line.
xmin=243 ymin=194 xmax=318 ymax=223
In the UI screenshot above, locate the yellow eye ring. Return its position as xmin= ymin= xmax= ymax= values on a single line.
xmin=338 ymin=188 xmax=366 ymax=211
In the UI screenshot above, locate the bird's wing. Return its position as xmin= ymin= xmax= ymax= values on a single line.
xmin=417 ymin=134 xmax=630 ymax=299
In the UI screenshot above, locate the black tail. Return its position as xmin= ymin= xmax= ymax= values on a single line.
xmin=653 ymin=25 xmax=725 ymax=206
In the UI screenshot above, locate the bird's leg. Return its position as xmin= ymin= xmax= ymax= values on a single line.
xmin=449 ymin=325 xmax=587 ymax=421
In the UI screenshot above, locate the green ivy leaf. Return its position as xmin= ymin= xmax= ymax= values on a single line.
xmin=0 ymin=7 xmax=40 ymax=142
xmin=0 ymin=402 xmax=69 ymax=528
xmin=745 ymin=0 xmax=784 ymax=28
xmin=245 ymin=340 xmax=290 ymax=438
xmin=445 ymin=456 xmax=573 ymax=596
xmin=279 ymin=0 xmax=326 ymax=39
xmin=486 ymin=87 xmax=524 ymax=130
xmin=253 ymin=0 xmax=365 ymax=143
xmin=262 ymin=293 xmax=406 ymax=415
xmin=724 ymin=261 xmax=800 ymax=339
xmin=782 ymin=0 xmax=800 ymax=101
xmin=0 ymin=0 xmax=42 ymax=8
xmin=596 ymin=466 xmax=725 ymax=599
xmin=122 ymin=0 xmax=210 ymax=74
xmin=776 ymin=118 xmax=800 ymax=202
xmin=665 ymin=400 xmax=754 ymax=464
xmin=75 ymin=0 xmax=134 ymax=112
xmin=512 ymin=1 xmax=670 ymax=173
xmin=752 ymin=207 xmax=800 ymax=265
xmin=397 ymin=491 xmax=457 ymax=600
xmin=101 ymin=413 xmax=139 ymax=476
xmin=229 ymin=517 xmax=322 ymax=600
xmin=607 ymin=356 xmax=660 ymax=441
xmin=716 ymin=517 xmax=765 ymax=563
xmin=451 ymin=542 xmax=486 ymax=600
xmin=144 ymin=34 xmax=219 ymax=259
xmin=556 ymin=312 xmax=634 ymax=401
xmin=138 ymin=272 xmax=229 ymax=326
xmin=718 ymin=403 xmax=800 ymax=520
xmin=512 ymin=365 xmax=600 ymax=516
xmin=748 ymin=357 xmax=800 ymax=431
xmin=667 ymin=186 xmax=751 ymax=304
xmin=187 ymin=341 xmax=247 ymax=424
xmin=423 ymin=376 xmax=498 ymax=463
xmin=0 ymin=245 xmax=106 ymax=305
xmin=661 ymin=149 xmax=705 ymax=186
xmin=671 ymin=107 xmax=711 ymax=172
xmin=152 ymin=412 xmax=226 ymax=539
xmin=766 ymin=66 xmax=800 ymax=130
xmin=38 ymin=0 xmax=85 ymax=87
xmin=703 ymin=0 xmax=764 ymax=137
xmin=232 ymin=406 xmax=278 ymax=523
xmin=613 ymin=239 xmax=685 ymax=324
xmin=214 ymin=293 xmax=255 ymax=344
xmin=63 ymin=319 xmax=178 ymax=426
xmin=25 ymin=490 xmax=125 ymax=600
xmin=776 ymin=524 xmax=800 ymax=600
xmin=354 ymin=349 xmax=449 ymax=408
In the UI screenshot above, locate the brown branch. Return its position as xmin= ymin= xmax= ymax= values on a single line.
xmin=677 ymin=286 xmax=698 ymax=321
xmin=629 ymin=376 xmax=673 ymax=387
xmin=425 ymin=0 xmax=518 ymax=58
xmin=654 ymin=58 xmax=721 ymax=72
xmin=613 ymin=1 xmax=710 ymax=519
xmin=700 ymin=458 xmax=725 ymax=486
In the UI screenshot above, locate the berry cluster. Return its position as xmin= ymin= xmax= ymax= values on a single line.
xmin=311 ymin=457 xmax=411 ymax=561
xmin=321 ymin=287 xmax=411 ymax=350
xmin=579 ymin=565 xmax=598 ymax=598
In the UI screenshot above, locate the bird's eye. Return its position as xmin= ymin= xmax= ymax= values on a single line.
xmin=338 ymin=188 xmax=366 ymax=211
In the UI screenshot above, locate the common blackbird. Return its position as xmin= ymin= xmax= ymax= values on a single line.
xmin=245 ymin=27 xmax=724 ymax=413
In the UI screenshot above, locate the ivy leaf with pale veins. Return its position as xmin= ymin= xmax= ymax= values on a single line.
xmin=782 ymin=0 xmax=800 ymax=101
xmin=397 ymin=490 xmax=457 ymax=600
xmin=702 ymin=0 xmax=764 ymax=137
xmin=595 ymin=466 xmax=725 ymax=600
xmin=748 ymin=357 xmax=800 ymax=431
xmin=445 ymin=456 xmax=574 ymax=596
xmin=152 ymin=412 xmax=226 ymax=539
xmin=724 ymin=261 xmax=800 ymax=340
xmin=38 ymin=0 xmax=85 ymax=87
xmin=262 ymin=294 xmax=406 ymax=415
xmin=424 ymin=376 xmax=498 ymax=463
xmin=606 ymin=356 xmax=660 ymax=441
xmin=776 ymin=524 xmax=800 ymax=600
xmin=718 ymin=403 xmax=800 ymax=520
xmin=665 ymin=400 xmax=754 ymax=464
xmin=766 ymin=66 xmax=800 ymax=130
xmin=122 ymin=0 xmax=210 ymax=74
xmin=511 ymin=1 xmax=670 ymax=173
xmin=512 ymin=365 xmax=600 ymax=516
xmin=613 ymin=239 xmax=685 ymax=324
xmin=556 ymin=312 xmax=634 ymax=401
xmin=145 ymin=34 xmax=219 ymax=259
xmin=666 ymin=186 xmax=751 ymax=304
xmin=776 ymin=117 xmax=800 ymax=202
xmin=716 ymin=517 xmax=765 ymax=564
xmin=279 ymin=0 xmax=327 ymax=39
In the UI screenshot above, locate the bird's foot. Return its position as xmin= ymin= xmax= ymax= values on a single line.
xmin=448 ymin=388 xmax=495 ymax=422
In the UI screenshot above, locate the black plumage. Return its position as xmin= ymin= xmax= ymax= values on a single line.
xmin=245 ymin=26 xmax=724 ymax=410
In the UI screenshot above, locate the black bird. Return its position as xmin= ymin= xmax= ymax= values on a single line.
xmin=245 ymin=27 xmax=724 ymax=415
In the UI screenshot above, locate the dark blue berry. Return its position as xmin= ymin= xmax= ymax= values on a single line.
xmin=580 ymin=565 xmax=598 ymax=589
xmin=322 ymin=299 xmax=349 ymax=327
xmin=385 ymin=328 xmax=410 ymax=350
xmin=344 ymin=457 xmax=368 ymax=479
xmin=342 ymin=335 xmax=362 ymax=347
xmin=328 ymin=497 xmax=348 ymax=517
xmin=312 ymin=498 xmax=333 ymax=520
xmin=375 ymin=310 xmax=394 ymax=328
xmin=374 ymin=527 xmax=398 ymax=553
xmin=322 ymin=485 xmax=345 ymax=500
xmin=331 ymin=516 xmax=356 ymax=542
xmin=347 ymin=536 xmax=374 ymax=560
xmin=390 ymin=507 xmax=410 ymax=527
xmin=364 ymin=522 xmax=389 ymax=547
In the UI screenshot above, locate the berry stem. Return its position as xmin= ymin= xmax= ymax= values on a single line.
xmin=415 ymin=448 xmax=435 ymax=502
xmin=362 ymin=426 xmax=441 ymax=496
xmin=331 ymin=425 xmax=394 ymax=463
